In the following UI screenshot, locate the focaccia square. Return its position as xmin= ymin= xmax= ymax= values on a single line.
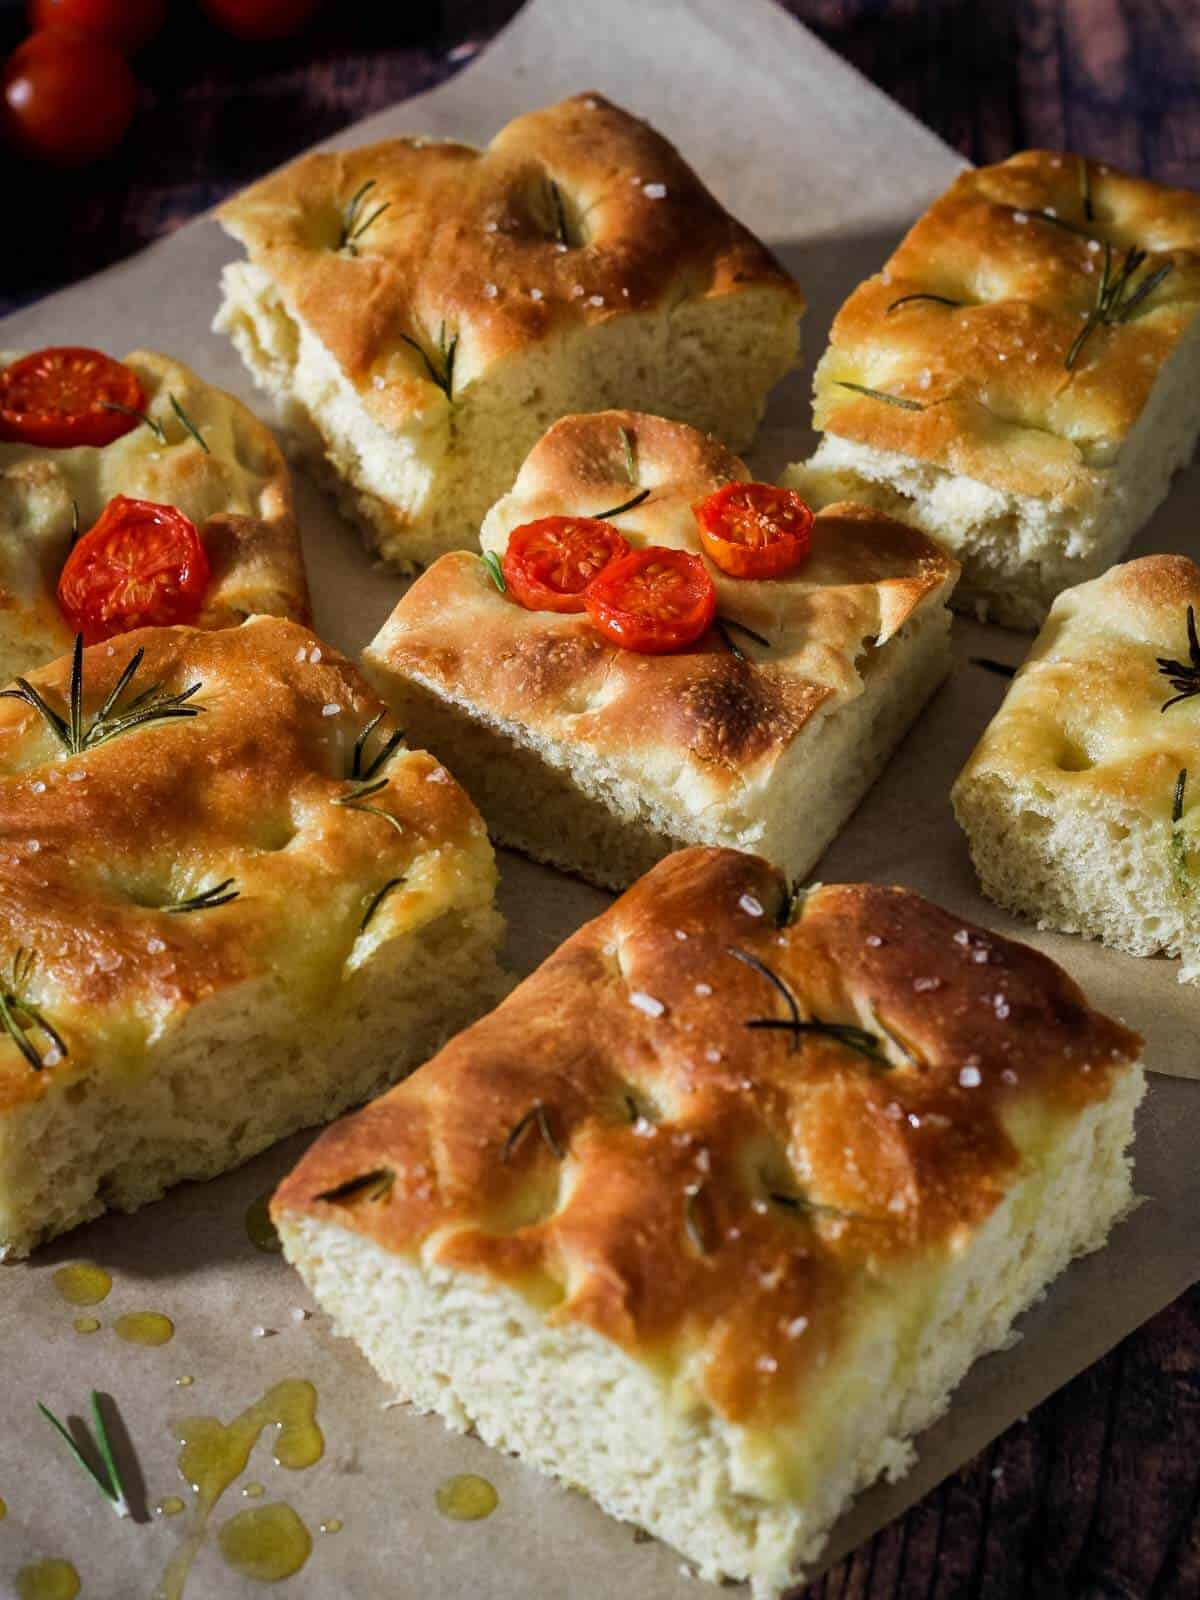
xmin=0 ymin=348 xmax=311 ymax=683
xmin=363 ymin=410 xmax=958 ymax=892
xmin=215 ymin=93 xmax=803 ymax=573
xmin=272 ymin=846 xmax=1144 ymax=1598
xmin=0 ymin=616 xmax=505 ymax=1259
xmin=953 ymin=553 xmax=1200 ymax=980
xmin=785 ymin=152 xmax=1200 ymax=630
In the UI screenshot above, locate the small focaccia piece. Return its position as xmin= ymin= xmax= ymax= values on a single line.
xmin=362 ymin=409 xmax=959 ymax=892
xmin=0 ymin=348 xmax=311 ymax=682
xmin=0 ymin=616 xmax=505 ymax=1259
xmin=272 ymin=846 xmax=1144 ymax=1598
xmin=785 ymin=152 xmax=1200 ymax=630
xmin=214 ymin=93 xmax=803 ymax=573
xmin=953 ymin=552 xmax=1200 ymax=980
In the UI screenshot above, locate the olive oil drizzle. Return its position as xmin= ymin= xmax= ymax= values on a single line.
xmin=156 ymin=1379 xmax=323 ymax=1600
xmin=52 ymin=1262 xmax=112 ymax=1306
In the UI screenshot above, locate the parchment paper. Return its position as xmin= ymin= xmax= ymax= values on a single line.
xmin=1 ymin=3 xmax=1198 ymax=1596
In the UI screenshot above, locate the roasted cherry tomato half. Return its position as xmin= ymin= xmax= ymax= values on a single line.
xmin=58 ymin=495 xmax=210 ymax=644
xmin=501 ymin=516 xmax=632 ymax=614
xmin=0 ymin=347 xmax=144 ymax=449
xmin=584 ymin=545 xmax=717 ymax=654
xmin=693 ymin=481 xmax=814 ymax=580
xmin=1 ymin=28 xmax=137 ymax=167
xmin=29 ymin=0 xmax=167 ymax=54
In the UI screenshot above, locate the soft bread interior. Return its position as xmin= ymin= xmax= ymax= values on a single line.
xmin=364 ymin=606 xmax=952 ymax=892
xmin=0 ymin=899 xmax=505 ymax=1260
xmin=785 ymin=315 xmax=1200 ymax=631
xmin=276 ymin=1063 xmax=1143 ymax=1598
xmin=216 ymin=261 xmax=799 ymax=572
xmin=953 ymin=769 xmax=1200 ymax=981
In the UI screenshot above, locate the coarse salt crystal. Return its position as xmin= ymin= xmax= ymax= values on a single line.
xmin=913 ymin=976 xmax=941 ymax=992
xmin=694 ymin=982 xmax=712 ymax=997
xmin=26 ymin=840 xmax=39 ymax=854
xmin=529 ymin=287 xmax=543 ymax=301
xmin=993 ymin=995 xmax=1011 ymax=1019
xmin=252 ymin=1326 xmax=276 ymax=1339
xmin=482 ymin=282 xmax=498 ymax=299
xmin=31 ymin=781 xmax=45 ymax=794
xmin=291 ymin=1307 xmax=311 ymax=1323
xmin=571 ymin=283 xmax=585 ymax=297
xmin=1088 ymin=238 xmax=1102 ymax=252
xmin=865 ymin=934 xmax=883 ymax=947
xmin=43 ymin=1047 xmax=63 ymax=1066
xmin=295 ymin=647 xmax=307 ymax=661
xmin=953 ymin=928 xmax=971 ymax=945
xmin=588 ymin=294 xmax=605 ymax=307
xmin=147 ymin=937 xmax=166 ymax=955
xmin=67 ymin=770 xmax=86 ymax=782
xmin=756 ymin=1355 xmax=778 ymax=1373
xmin=632 ymin=1117 xmax=656 ymax=1138
xmin=1013 ymin=210 xmax=1029 ymax=224
xmin=484 ymin=220 xmax=498 ymax=233
xmin=643 ymin=183 xmax=667 ymax=200
xmin=785 ymin=1316 xmax=808 ymax=1338
xmin=738 ymin=893 xmax=764 ymax=918
xmin=959 ymin=1064 xmax=982 ymax=1088
xmin=1001 ymin=1068 xmax=1019 ymax=1085
xmin=630 ymin=991 xmax=665 ymax=1018
xmin=674 ymin=928 xmax=688 ymax=941
xmin=321 ymin=703 xmax=341 ymax=717
xmin=705 ymin=1047 xmax=721 ymax=1063
xmin=310 ymin=647 xmax=322 ymax=663
xmin=1044 ymin=204 xmax=1058 ymax=216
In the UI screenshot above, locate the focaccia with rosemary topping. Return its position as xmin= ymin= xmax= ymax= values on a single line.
xmin=0 ymin=348 xmax=310 ymax=683
xmin=272 ymin=845 xmax=1144 ymax=1598
xmin=0 ymin=616 xmax=505 ymax=1259
xmin=214 ymin=92 xmax=803 ymax=573
xmin=785 ymin=152 xmax=1200 ymax=630
xmin=953 ymin=553 xmax=1200 ymax=980
xmin=362 ymin=409 xmax=958 ymax=892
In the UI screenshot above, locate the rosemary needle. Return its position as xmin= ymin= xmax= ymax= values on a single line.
xmin=481 ymin=550 xmax=507 ymax=593
xmin=170 ymin=395 xmax=210 ymax=454
xmin=1157 ymin=606 xmax=1200 ymax=711
xmin=360 ymin=876 xmax=405 ymax=932
xmin=37 ymin=1392 xmax=131 ymax=1517
xmin=593 ymin=487 xmax=650 ymax=520
xmin=102 ymin=402 xmax=165 ymax=443
xmin=503 ymin=1103 xmax=564 ymax=1163
xmin=834 ymin=380 xmax=925 ymax=412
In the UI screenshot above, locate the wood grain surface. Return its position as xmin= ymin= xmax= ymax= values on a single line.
xmin=1 ymin=2 xmax=1198 ymax=1595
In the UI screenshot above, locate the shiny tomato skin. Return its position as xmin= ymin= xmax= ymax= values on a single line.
xmin=1 ymin=28 xmax=137 ymax=167
xmin=28 ymin=0 xmax=166 ymax=54
xmin=584 ymin=545 xmax=717 ymax=655
xmin=693 ymin=482 xmax=814 ymax=580
xmin=200 ymin=0 xmax=320 ymax=42
xmin=0 ymin=347 xmax=145 ymax=449
xmin=58 ymin=496 xmax=211 ymax=644
xmin=501 ymin=516 xmax=631 ymax=614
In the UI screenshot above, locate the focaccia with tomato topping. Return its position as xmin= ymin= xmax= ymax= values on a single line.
xmin=214 ymin=93 xmax=803 ymax=574
xmin=272 ymin=845 xmax=1144 ymax=1597
xmin=0 ymin=616 xmax=505 ymax=1258
xmin=363 ymin=410 xmax=959 ymax=892
xmin=0 ymin=348 xmax=310 ymax=682
xmin=785 ymin=152 xmax=1200 ymax=630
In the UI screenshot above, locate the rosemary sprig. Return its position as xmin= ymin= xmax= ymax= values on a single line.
xmin=332 ymin=776 xmax=405 ymax=835
xmin=834 ymin=380 xmax=925 ymax=412
xmin=164 ymin=878 xmax=239 ymax=915
xmin=726 ymin=945 xmax=888 ymax=1065
xmin=1066 ymin=242 xmax=1175 ymax=371
xmin=619 ymin=425 xmax=638 ymax=485
xmin=102 ymin=402 xmax=166 ymax=443
xmin=0 ymin=948 xmax=66 ymax=1072
xmin=886 ymin=292 xmax=963 ymax=314
xmin=502 ymin=1103 xmax=564 ymax=1163
xmin=0 ymin=636 xmax=205 ymax=755
xmin=37 ymin=1392 xmax=130 ymax=1517
xmin=548 ymin=179 xmax=570 ymax=246
xmin=170 ymin=395 xmax=210 ymax=454
xmin=1157 ymin=606 xmax=1200 ymax=711
xmin=716 ymin=617 xmax=771 ymax=662
xmin=970 ymin=657 xmax=1017 ymax=679
xmin=315 ymin=1168 xmax=395 ymax=1204
xmin=349 ymin=711 xmax=406 ymax=782
xmin=481 ymin=550 xmax=507 ymax=593
xmin=399 ymin=323 xmax=457 ymax=400
xmin=1171 ymin=768 xmax=1192 ymax=899
xmin=360 ymin=876 xmax=405 ymax=932
xmin=338 ymin=179 xmax=391 ymax=255
xmin=593 ymin=487 xmax=651 ymax=520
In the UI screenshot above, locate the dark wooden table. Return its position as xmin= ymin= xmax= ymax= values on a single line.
xmin=2 ymin=3 xmax=1198 ymax=1594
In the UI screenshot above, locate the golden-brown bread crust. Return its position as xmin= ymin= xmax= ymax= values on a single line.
xmin=0 ymin=616 xmax=491 ymax=1114
xmin=0 ymin=349 xmax=310 ymax=674
xmin=217 ymin=94 xmax=804 ymax=426
xmin=954 ymin=553 xmax=1200 ymax=820
xmin=274 ymin=846 xmax=1140 ymax=1428
xmin=813 ymin=152 xmax=1200 ymax=496
xmin=364 ymin=410 xmax=958 ymax=805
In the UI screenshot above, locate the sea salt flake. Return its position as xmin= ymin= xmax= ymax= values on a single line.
xmin=587 ymin=294 xmax=605 ymax=307
xmin=571 ymin=284 xmax=586 ymax=297
xmin=784 ymin=1316 xmax=808 ymax=1338
xmin=67 ymin=770 xmax=86 ymax=783
xmin=993 ymin=995 xmax=1011 ymax=1019
xmin=865 ymin=934 xmax=883 ymax=948
xmin=251 ymin=1326 xmax=276 ymax=1339
xmin=643 ymin=182 xmax=668 ymax=200
xmin=26 ymin=840 xmax=39 ymax=854
xmin=1001 ymin=1068 xmax=1019 ymax=1085
xmin=673 ymin=928 xmax=689 ymax=941
xmin=1013 ymin=210 xmax=1029 ymax=224
xmin=959 ymin=1064 xmax=983 ymax=1088
xmin=290 ymin=1307 xmax=311 ymax=1323
xmin=913 ymin=976 xmax=942 ymax=993
xmin=321 ymin=703 xmax=342 ymax=717
xmin=310 ymin=647 xmax=322 ymax=663
xmin=482 ymin=282 xmax=498 ymax=299
xmin=529 ymin=287 xmax=544 ymax=301
xmin=738 ymin=893 xmax=764 ymax=918
xmin=704 ymin=1047 xmax=721 ymax=1063
xmin=147 ymin=937 xmax=166 ymax=955
xmin=694 ymin=982 xmax=712 ymax=997
xmin=630 ymin=991 xmax=665 ymax=1019
xmin=31 ymin=781 xmax=45 ymax=794
xmin=756 ymin=1355 xmax=778 ymax=1373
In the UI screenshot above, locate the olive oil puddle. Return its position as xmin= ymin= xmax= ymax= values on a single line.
xmin=155 ymin=1379 xmax=323 ymax=1600
xmin=115 ymin=1311 xmax=174 ymax=1346
xmin=436 ymin=1473 xmax=498 ymax=1520
xmin=15 ymin=1559 xmax=80 ymax=1600
xmin=52 ymin=1263 xmax=111 ymax=1306
xmin=218 ymin=1503 xmax=312 ymax=1582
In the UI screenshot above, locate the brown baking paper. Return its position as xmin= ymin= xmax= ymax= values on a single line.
xmin=1 ymin=2 xmax=1198 ymax=1596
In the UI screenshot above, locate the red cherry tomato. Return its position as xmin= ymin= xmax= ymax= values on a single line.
xmin=0 ymin=348 xmax=145 ymax=450
xmin=501 ymin=516 xmax=631 ymax=614
xmin=200 ymin=0 xmax=320 ymax=42
xmin=693 ymin=482 xmax=814 ymax=580
xmin=1 ymin=28 xmax=137 ymax=167
xmin=58 ymin=496 xmax=211 ymax=644
xmin=584 ymin=545 xmax=717 ymax=655
xmin=28 ymin=0 xmax=166 ymax=54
